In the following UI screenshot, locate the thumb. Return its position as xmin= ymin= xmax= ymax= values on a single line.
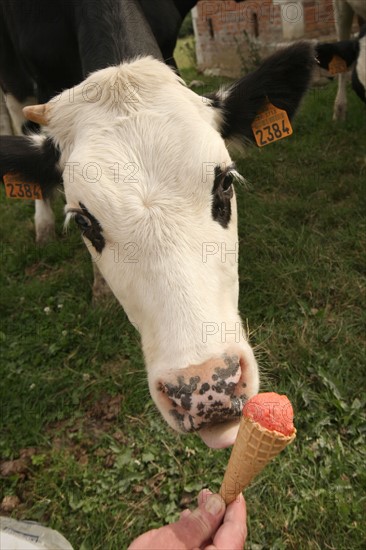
xmin=172 ymin=493 xmax=226 ymax=548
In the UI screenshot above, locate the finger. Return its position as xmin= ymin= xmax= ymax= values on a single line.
xmin=170 ymin=493 xmax=226 ymax=549
xmin=198 ymin=488 xmax=213 ymax=507
xmin=210 ymin=493 xmax=247 ymax=550
xmin=180 ymin=488 xmax=213 ymax=520
xmin=181 ymin=488 xmax=212 ymax=520
xmin=183 ymin=494 xmax=225 ymax=544
xmin=224 ymin=493 xmax=246 ymax=525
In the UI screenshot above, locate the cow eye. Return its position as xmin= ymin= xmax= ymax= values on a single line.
xmin=211 ymin=167 xmax=234 ymax=229
xmin=74 ymin=213 xmax=91 ymax=230
xmin=222 ymin=173 xmax=233 ymax=192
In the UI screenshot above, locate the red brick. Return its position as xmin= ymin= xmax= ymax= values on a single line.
xmin=195 ymin=0 xmax=345 ymax=76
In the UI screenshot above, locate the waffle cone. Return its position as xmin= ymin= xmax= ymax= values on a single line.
xmin=219 ymin=416 xmax=296 ymax=504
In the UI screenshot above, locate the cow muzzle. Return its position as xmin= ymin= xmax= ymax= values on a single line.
xmin=155 ymin=345 xmax=258 ymax=448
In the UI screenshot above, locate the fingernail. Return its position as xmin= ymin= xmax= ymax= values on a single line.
xmin=205 ymin=494 xmax=224 ymax=515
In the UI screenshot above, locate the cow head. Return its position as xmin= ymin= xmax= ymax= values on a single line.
xmin=0 ymin=43 xmax=314 ymax=447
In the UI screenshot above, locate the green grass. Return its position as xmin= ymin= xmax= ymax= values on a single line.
xmin=175 ymin=35 xmax=196 ymax=70
xmin=1 ymin=66 xmax=366 ymax=548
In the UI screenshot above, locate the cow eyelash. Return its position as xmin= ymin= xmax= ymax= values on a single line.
xmin=217 ymin=167 xmax=244 ymax=191
xmin=227 ymin=168 xmax=245 ymax=186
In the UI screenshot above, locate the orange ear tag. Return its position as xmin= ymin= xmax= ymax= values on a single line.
xmin=3 ymin=173 xmax=43 ymax=200
xmin=328 ymin=55 xmax=348 ymax=75
xmin=251 ymin=102 xmax=293 ymax=147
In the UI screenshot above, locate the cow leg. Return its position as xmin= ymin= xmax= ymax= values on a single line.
xmin=334 ymin=73 xmax=349 ymax=121
xmin=333 ymin=0 xmax=355 ymax=120
xmin=92 ymin=262 xmax=114 ymax=303
xmin=4 ymin=93 xmax=36 ymax=134
xmin=0 ymin=89 xmax=12 ymax=135
xmin=34 ymin=198 xmax=56 ymax=244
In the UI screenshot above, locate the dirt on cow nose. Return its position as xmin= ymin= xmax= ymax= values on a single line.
xmin=157 ymin=353 xmax=249 ymax=433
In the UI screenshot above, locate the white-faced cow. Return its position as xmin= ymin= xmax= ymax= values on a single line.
xmin=332 ymin=0 xmax=366 ymax=119
xmin=0 ymin=0 xmax=315 ymax=448
xmin=316 ymin=24 xmax=366 ymax=108
xmin=0 ymin=0 xmax=245 ymax=299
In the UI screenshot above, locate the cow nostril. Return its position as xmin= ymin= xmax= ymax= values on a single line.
xmin=157 ymin=376 xmax=202 ymax=411
xmin=157 ymin=382 xmax=193 ymax=412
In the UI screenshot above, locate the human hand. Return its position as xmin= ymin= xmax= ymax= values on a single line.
xmin=128 ymin=488 xmax=247 ymax=549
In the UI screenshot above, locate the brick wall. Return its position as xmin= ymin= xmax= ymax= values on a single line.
xmin=192 ymin=0 xmax=357 ymax=77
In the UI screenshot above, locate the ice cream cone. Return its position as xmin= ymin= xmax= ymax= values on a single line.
xmin=219 ymin=416 xmax=296 ymax=504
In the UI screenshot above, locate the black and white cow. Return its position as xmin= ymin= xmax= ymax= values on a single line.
xmin=316 ymin=24 xmax=366 ymax=108
xmin=331 ymin=0 xmax=366 ymax=119
xmin=0 ymin=0 xmax=315 ymax=448
xmin=0 ymin=0 xmax=247 ymax=122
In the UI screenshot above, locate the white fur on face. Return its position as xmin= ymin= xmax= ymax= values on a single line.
xmin=45 ymin=58 xmax=259 ymax=444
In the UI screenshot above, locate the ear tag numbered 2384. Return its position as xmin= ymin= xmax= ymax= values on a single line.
xmin=3 ymin=173 xmax=43 ymax=200
xmin=251 ymin=101 xmax=293 ymax=147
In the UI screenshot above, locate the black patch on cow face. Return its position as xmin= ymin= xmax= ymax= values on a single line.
xmin=70 ymin=202 xmax=105 ymax=253
xmin=211 ymin=165 xmax=234 ymax=228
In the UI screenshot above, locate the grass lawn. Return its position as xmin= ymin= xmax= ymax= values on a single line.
xmin=1 ymin=47 xmax=366 ymax=548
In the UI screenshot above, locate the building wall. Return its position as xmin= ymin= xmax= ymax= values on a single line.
xmin=192 ymin=0 xmax=354 ymax=77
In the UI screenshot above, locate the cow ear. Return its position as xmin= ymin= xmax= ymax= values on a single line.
xmin=23 ymin=104 xmax=50 ymax=126
xmin=315 ymin=39 xmax=359 ymax=71
xmin=211 ymin=42 xmax=315 ymax=145
xmin=0 ymin=135 xmax=62 ymax=197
